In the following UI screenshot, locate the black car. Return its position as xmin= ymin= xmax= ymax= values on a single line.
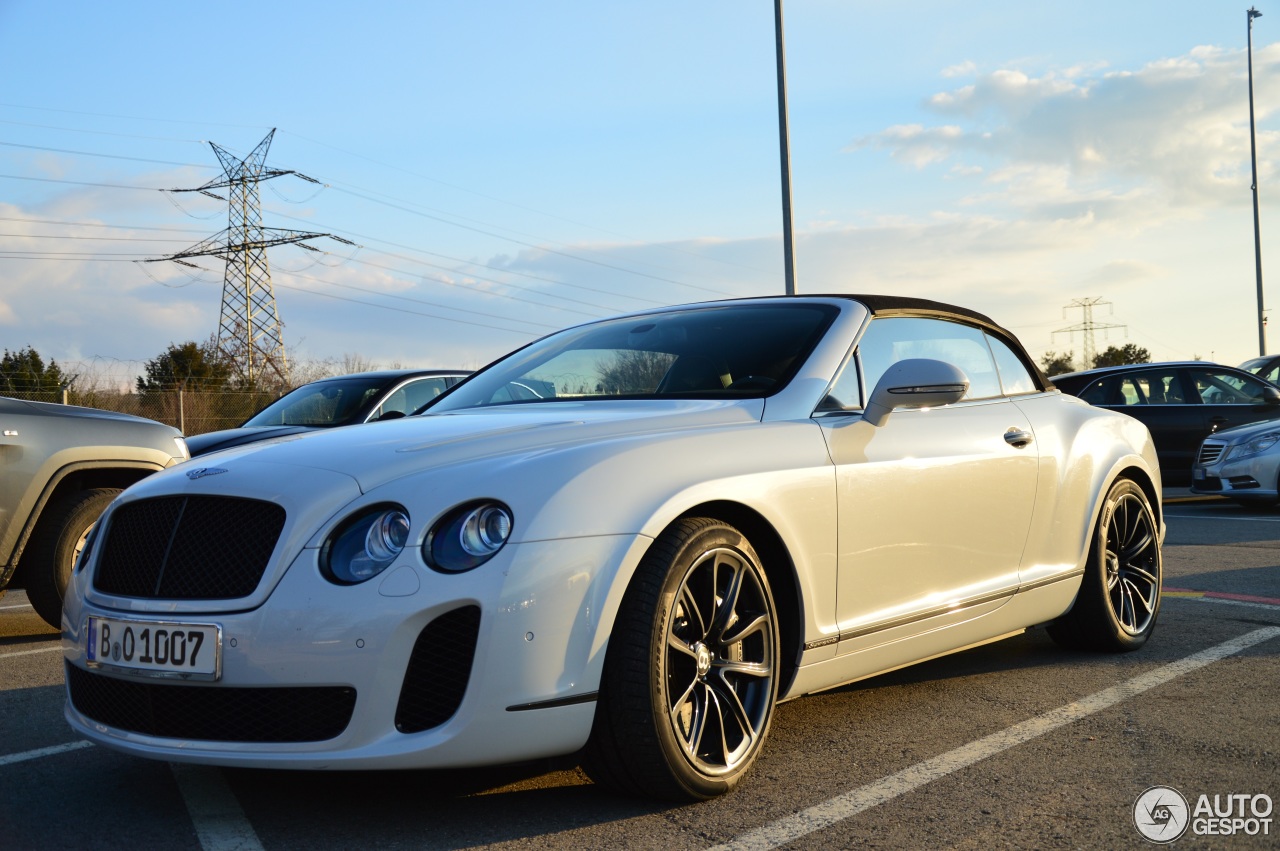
xmin=1051 ymin=361 xmax=1280 ymax=483
xmin=187 ymin=368 xmax=470 ymax=456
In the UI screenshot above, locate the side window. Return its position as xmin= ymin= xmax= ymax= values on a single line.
xmin=1188 ymin=369 xmax=1271 ymax=404
xmin=401 ymin=377 xmax=451 ymax=413
xmin=986 ymin=333 xmax=1039 ymax=395
xmin=855 ymin=316 xmax=1002 ymax=401
xmin=818 ymin=353 xmax=863 ymax=412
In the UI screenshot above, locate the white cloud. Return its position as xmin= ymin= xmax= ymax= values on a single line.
xmin=941 ymin=60 xmax=976 ymax=78
xmin=851 ymin=43 xmax=1280 ymax=218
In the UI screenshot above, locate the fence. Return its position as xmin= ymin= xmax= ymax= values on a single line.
xmin=5 ymin=388 xmax=278 ymax=436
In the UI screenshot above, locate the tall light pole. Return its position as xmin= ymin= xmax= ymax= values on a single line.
xmin=775 ymin=0 xmax=797 ymax=295
xmin=1249 ymin=7 xmax=1266 ymax=355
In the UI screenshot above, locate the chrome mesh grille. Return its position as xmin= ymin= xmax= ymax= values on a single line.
xmin=1197 ymin=442 xmax=1227 ymax=465
xmin=93 ymin=495 xmax=285 ymax=600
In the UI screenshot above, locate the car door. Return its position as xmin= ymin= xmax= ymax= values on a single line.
xmin=816 ymin=316 xmax=1038 ymax=652
xmin=1088 ymin=367 xmax=1206 ymax=480
xmin=1183 ymin=366 xmax=1280 ymax=436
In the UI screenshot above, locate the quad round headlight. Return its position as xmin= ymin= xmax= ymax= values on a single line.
xmin=322 ymin=505 xmax=411 ymax=584
xmin=424 ymin=501 xmax=513 ymax=573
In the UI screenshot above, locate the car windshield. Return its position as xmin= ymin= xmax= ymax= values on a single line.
xmin=243 ymin=377 xmax=388 ymax=427
xmin=1240 ymin=357 xmax=1269 ymax=374
xmin=431 ymin=303 xmax=838 ymax=411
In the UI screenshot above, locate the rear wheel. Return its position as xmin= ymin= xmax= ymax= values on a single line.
xmin=584 ymin=517 xmax=779 ymax=800
xmin=1048 ymin=479 xmax=1161 ymax=652
xmin=24 ymin=488 xmax=119 ymax=629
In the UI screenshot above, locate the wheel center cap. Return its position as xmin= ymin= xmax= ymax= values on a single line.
xmin=693 ymin=642 xmax=713 ymax=677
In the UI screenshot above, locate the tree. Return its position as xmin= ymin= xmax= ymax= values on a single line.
xmin=597 ymin=350 xmax=676 ymax=395
xmin=1040 ymin=350 xmax=1077 ymax=377
xmin=137 ymin=339 xmax=233 ymax=395
xmin=1092 ymin=343 xmax=1151 ymax=369
xmin=0 ymin=346 xmax=69 ymax=393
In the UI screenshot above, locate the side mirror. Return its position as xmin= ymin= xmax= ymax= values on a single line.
xmin=1263 ymin=386 xmax=1280 ymax=406
xmin=863 ymin=358 xmax=969 ymax=427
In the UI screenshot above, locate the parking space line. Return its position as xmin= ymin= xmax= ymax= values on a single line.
xmin=0 ymin=603 xmax=34 ymax=611
xmin=1164 ymin=587 xmax=1280 ymax=607
xmin=0 ymin=741 xmax=92 ymax=766
xmin=0 ymin=645 xmax=62 ymax=659
xmin=171 ymin=763 xmax=265 ymax=851
xmin=710 ymin=626 xmax=1280 ymax=851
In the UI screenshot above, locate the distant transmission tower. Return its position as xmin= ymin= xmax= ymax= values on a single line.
xmin=1053 ymin=297 xmax=1127 ymax=371
xmin=151 ymin=129 xmax=349 ymax=385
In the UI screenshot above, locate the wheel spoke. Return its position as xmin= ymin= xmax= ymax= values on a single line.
xmin=1123 ymin=577 xmax=1155 ymax=615
xmin=721 ymin=611 xmax=769 ymax=647
xmin=709 ymin=555 xmax=745 ymax=642
xmin=1122 ymin=563 xmax=1158 ymax=587
xmin=679 ymin=583 xmax=708 ymax=640
xmin=715 ymin=658 xmax=773 ymax=678
xmin=667 ymin=631 xmax=698 ymax=659
xmin=1121 ymin=529 xmax=1154 ymax=562
xmin=706 ymin=674 xmax=760 ymax=763
xmin=670 ymin=678 xmax=705 ymax=749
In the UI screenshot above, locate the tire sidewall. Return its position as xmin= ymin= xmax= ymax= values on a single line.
xmin=25 ymin=488 xmax=118 ymax=628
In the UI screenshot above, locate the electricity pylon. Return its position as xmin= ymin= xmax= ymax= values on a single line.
xmin=1053 ymin=297 xmax=1126 ymax=371
xmin=151 ymin=129 xmax=349 ymax=386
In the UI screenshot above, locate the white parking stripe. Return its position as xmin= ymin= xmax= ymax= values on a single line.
xmin=712 ymin=626 xmax=1280 ymax=851
xmin=0 ymin=645 xmax=62 ymax=659
xmin=171 ymin=763 xmax=265 ymax=851
xmin=0 ymin=741 xmax=92 ymax=766
xmin=0 ymin=603 xmax=34 ymax=610
xmin=1165 ymin=512 xmax=1280 ymax=522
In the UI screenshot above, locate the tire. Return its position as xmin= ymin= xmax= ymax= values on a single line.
xmin=24 ymin=488 xmax=119 ymax=629
xmin=1048 ymin=479 xmax=1161 ymax=652
xmin=583 ymin=517 xmax=780 ymax=801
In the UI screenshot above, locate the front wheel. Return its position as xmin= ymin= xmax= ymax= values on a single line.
xmin=584 ymin=517 xmax=780 ymax=800
xmin=24 ymin=488 xmax=119 ymax=629
xmin=1048 ymin=479 xmax=1161 ymax=652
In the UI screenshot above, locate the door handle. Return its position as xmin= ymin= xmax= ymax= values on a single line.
xmin=1004 ymin=428 xmax=1034 ymax=448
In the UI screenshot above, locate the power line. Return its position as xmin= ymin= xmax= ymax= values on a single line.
xmin=0 ymin=140 xmax=213 ymax=169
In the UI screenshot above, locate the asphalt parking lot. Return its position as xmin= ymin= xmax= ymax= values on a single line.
xmin=2 ymin=489 xmax=1277 ymax=850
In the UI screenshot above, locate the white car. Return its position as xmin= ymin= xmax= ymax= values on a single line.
xmin=1192 ymin=419 xmax=1280 ymax=505
xmin=62 ymin=295 xmax=1164 ymax=801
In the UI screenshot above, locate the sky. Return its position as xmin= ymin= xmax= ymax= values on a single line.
xmin=2 ymin=1 xmax=1279 ymax=389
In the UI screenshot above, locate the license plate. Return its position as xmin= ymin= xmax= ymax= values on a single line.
xmin=85 ymin=616 xmax=221 ymax=681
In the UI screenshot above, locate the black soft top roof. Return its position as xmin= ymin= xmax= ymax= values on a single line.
xmin=819 ymin=293 xmax=998 ymax=327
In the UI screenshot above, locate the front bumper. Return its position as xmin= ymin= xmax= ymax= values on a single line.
xmin=63 ymin=533 xmax=650 ymax=769
xmin=1191 ymin=443 xmax=1280 ymax=502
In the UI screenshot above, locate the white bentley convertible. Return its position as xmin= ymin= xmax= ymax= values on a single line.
xmin=62 ymin=295 xmax=1164 ymax=801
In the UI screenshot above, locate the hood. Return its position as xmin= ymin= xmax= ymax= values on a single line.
xmin=1206 ymin=417 xmax=1280 ymax=443
xmin=186 ymin=425 xmax=317 ymax=456
xmin=165 ymin=399 xmax=764 ymax=494
xmin=8 ymin=396 xmax=173 ymax=427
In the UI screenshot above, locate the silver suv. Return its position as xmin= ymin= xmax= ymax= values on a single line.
xmin=1 ymin=396 xmax=189 ymax=628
